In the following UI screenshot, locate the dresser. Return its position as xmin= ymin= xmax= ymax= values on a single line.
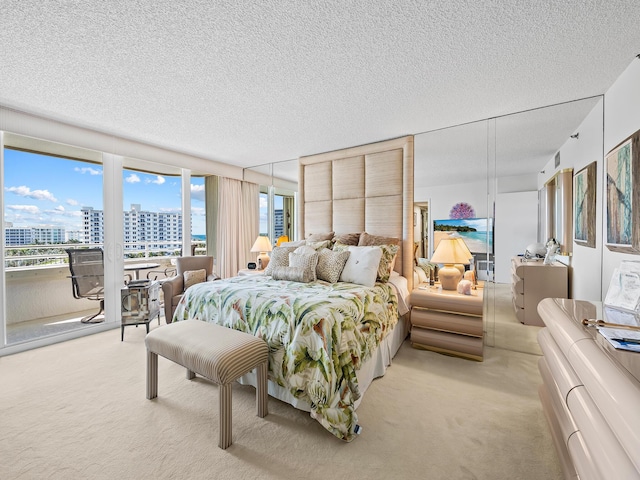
xmin=511 ymin=256 xmax=568 ymax=326
xmin=409 ymin=285 xmax=484 ymax=361
xmin=537 ymin=298 xmax=640 ymax=480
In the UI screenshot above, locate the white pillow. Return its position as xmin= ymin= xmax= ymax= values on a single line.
xmin=339 ymin=246 xmax=383 ymax=287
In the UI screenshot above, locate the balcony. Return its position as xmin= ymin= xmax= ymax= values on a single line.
xmin=3 ymin=241 xmax=206 ymax=351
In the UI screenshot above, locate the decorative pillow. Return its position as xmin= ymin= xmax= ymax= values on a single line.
xmin=289 ymin=251 xmax=319 ymax=282
xmin=280 ymin=240 xmax=306 ymax=248
xmin=339 ymin=246 xmax=383 ymax=288
xmin=294 ymin=245 xmax=317 ymax=255
xmin=332 ymin=232 xmax=361 ymax=246
xmin=358 ymin=232 xmax=402 ymax=278
xmin=305 ymin=239 xmax=332 ymax=250
xmin=332 ymin=241 xmax=349 ymax=252
xmin=306 ymin=231 xmax=335 ymax=241
xmin=375 ymin=243 xmax=400 ymax=282
xmin=358 ymin=232 xmax=401 ymax=247
xmin=316 ymin=248 xmax=350 ymax=283
xmin=183 ymin=269 xmax=206 ymax=290
xmin=264 ymin=246 xmax=298 ymax=276
xmin=271 ymin=266 xmax=315 ymax=283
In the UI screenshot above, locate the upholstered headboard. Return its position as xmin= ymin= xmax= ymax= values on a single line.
xmin=298 ymin=136 xmax=414 ymax=290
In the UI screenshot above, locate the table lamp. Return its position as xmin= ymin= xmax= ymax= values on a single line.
xmin=430 ymin=233 xmax=473 ymax=290
xmin=251 ymin=235 xmax=273 ymax=270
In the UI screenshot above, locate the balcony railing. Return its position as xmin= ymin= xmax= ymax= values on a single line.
xmin=4 ymin=240 xmax=206 ymax=269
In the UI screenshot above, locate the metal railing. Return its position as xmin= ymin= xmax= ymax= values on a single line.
xmin=4 ymin=240 xmax=206 ymax=269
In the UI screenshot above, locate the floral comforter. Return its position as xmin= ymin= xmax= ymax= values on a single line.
xmin=173 ymin=275 xmax=399 ymax=441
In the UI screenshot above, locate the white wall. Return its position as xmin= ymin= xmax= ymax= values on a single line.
xmin=494 ymin=191 xmax=538 ymax=283
xmin=536 ymin=99 xmax=605 ymax=300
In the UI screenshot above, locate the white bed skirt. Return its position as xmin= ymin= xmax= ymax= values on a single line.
xmin=237 ymin=314 xmax=410 ymax=412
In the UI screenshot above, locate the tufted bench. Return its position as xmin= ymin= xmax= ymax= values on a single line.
xmin=145 ymin=319 xmax=269 ymax=449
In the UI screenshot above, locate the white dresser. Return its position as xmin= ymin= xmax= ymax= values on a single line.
xmin=537 ymin=298 xmax=640 ymax=480
xmin=511 ymin=256 xmax=568 ymax=326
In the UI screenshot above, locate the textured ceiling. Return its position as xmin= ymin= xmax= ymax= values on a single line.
xmin=1 ymin=1 xmax=639 ymax=176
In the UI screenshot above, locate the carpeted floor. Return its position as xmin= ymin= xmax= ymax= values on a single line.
xmin=0 ymin=322 xmax=562 ymax=480
xmin=486 ymin=283 xmax=543 ymax=355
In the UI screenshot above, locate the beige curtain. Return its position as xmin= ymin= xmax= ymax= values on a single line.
xmin=216 ymin=177 xmax=259 ymax=278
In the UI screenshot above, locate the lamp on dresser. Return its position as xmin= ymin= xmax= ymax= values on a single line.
xmin=251 ymin=235 xmax=273 ymax=270
xmin=430 ymin=233 xmax=473 ymax=290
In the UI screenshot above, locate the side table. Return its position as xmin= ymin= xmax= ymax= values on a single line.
xmin=237 ymin=268 xmax=265 ymax=276
xmin=409 ymin=285 xmax=484 ymax=361
xmin=121 ymin=280 xmax=161 ymax=341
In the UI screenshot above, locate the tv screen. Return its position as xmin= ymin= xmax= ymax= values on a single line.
xmin=433 ymin=218 xmax=493 ymax=255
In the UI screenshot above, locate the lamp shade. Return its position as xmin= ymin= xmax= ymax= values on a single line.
xmin=430 ymin=233 xmax=473 ymax=290
xmin=250 ymin=235 xmax=273 ymax=253
xmin=251 ymin=235 xmax=273 ymax=270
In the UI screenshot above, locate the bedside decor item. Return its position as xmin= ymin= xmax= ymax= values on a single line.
xmin=606 ymin=128 xmax=640 ymax=253
xmin=251 ymin=235 xmax=273 ymax=270
xmin=573 ymin=161 xmax=597 ymax=248
xmin=430 ymin=233 xmax=473 ymax=290
xmin=449 ymin=202 xmax=475 ymax=219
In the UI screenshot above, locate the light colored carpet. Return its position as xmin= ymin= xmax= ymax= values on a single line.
xmin=486 ymin=283 xmax=543 ymax=356
xmin=0 ymin=323 xmax=561 ymax=480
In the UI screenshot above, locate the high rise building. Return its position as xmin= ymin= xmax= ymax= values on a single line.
xmin=84 ymin=205 xmax=182 ymax=251
xmin=5 ymin=227 xmax=65 ymax=246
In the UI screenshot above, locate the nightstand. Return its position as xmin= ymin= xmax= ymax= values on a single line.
xmin=409 ymin=285 xmax=484 ymax=361
xmin=238 ymin=268 xmax=265 ymax=276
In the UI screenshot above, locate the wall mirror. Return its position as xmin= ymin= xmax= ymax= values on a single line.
xmin=246 ymin=158 xmax=298 ymax=242
xmin=415 ymin=96 xmax=603 ymax=355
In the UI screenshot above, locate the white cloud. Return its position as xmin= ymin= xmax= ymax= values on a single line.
xmin=7 ymin=204 xmax=40 ymax=214
xmin=55 ymin=205 xmax=65 ymax=212
xmin=74 ymin=167 xmax=102 ymax=175
xmin=67 ymin=198 xmax=79 ymax=206
xmin=148 ymin=175 xmax=165 ymax=185
xmin=125 ymin=173 xmax=141 ymax=183
xmin=260 ymin=196 xmax=268 ymax=208
xmin=191 ymin=206 xmax=205 ymax=216
xmin=191 ymin=184 xmax=205 ymax=201
xmin=5 ymin=185 xmax=57 ymax=202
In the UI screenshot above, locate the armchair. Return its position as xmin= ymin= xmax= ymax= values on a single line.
xmin=161 ymin=256 xmax=217 ymax=323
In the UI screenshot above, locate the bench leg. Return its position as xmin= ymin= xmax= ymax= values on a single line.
xmin=146 ymin=350 xmax=158 ymax=399
xmin=219 ymin=383 xmax=232 ymax=449
xmin=256 ymin=361 xmax=268 ymax=418
xmin=186 ymin=369 xmax=195 ymax=380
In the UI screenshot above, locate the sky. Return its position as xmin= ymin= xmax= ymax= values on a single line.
xmin=3 ymin=149 xmax=206 ymax=236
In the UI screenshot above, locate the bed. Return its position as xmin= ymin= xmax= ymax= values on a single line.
xmin=174 ymin=136 xmax=414 ymax=441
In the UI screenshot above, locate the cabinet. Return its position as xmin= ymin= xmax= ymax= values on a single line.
xmin=409 ymin=286 xmax=484 ymax=361
xmin=511 ymin=256 xmax=568 ymax=326
xmin=121 ymin=281 xmax=160 ymax=341
xmin=537 ymin=298 xmax=640 ymax=480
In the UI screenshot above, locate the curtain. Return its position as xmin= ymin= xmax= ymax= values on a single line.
xmin=216 ymin=177 xmax=259 ymax=278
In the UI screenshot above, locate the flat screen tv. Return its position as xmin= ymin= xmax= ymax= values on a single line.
xmin=433 ymin=218 xmax=494 ymax=255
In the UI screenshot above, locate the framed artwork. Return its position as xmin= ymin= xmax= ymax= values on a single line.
xmin=433 ymin=218 xmax=493 ymax=254
xmin=573 ymin=161 xmax=596 ymax=248
xmin=606 ymin=128 xmax=640 ymax=253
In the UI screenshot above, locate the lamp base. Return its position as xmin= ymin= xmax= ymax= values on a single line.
xmin=257 ymin=252 xmax=270 ymax=270
xmin=439 ymin=264 xmax=462 ymax=290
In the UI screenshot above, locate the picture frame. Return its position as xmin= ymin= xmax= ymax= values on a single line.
xmin=606 ymin=128 xmax=640 ymax=253
xmin=573 ymin=161 xmax=596 ymax=248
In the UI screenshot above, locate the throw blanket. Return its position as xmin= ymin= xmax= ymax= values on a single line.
xmin=173 ymin=275 xmax=399 ymax=441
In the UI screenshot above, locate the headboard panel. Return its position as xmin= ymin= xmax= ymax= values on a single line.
xmin=298 ymin=136 xmax=414 ymax=290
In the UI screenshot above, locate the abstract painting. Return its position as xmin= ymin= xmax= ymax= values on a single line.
xmin=573 ymin=162 xmax=596 ymax=248
xmin=606 ymin=129 xmax=640 ymax=253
